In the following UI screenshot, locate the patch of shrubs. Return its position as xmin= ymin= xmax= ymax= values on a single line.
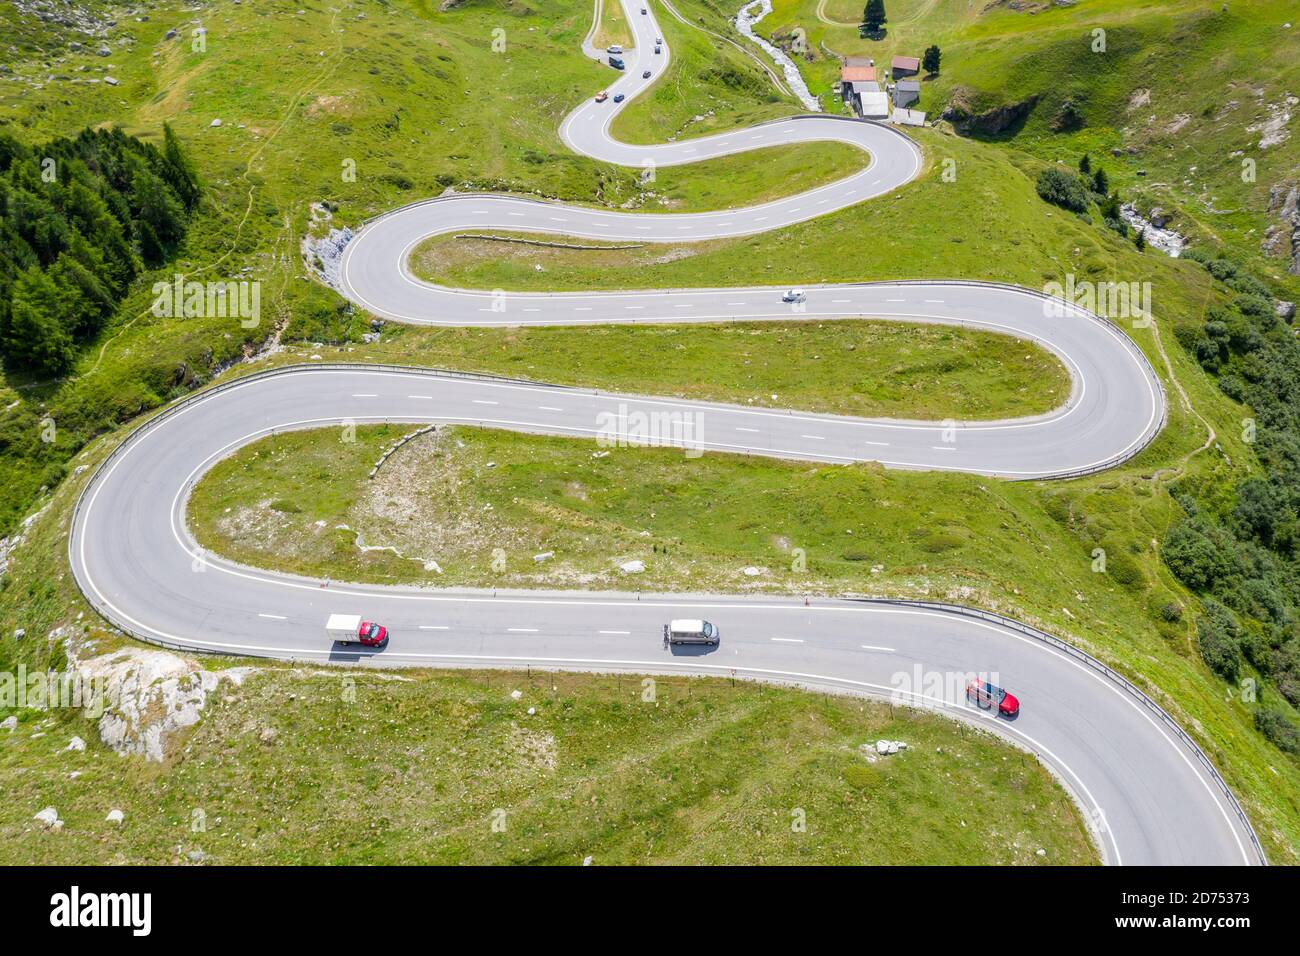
xmin=1195 ymin=600 xmax=1242 ymax=682
xmin=1163 ymin=248 xmax=1300 ymax=755
xmin=1035 ymin=168 xmax=1089 ymax=213
xmin=1254 ymin=708 xmax=1300 ymax=755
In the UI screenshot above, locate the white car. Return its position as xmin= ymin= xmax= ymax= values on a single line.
xmin=782 ymin=289 xmax=806 ymax=303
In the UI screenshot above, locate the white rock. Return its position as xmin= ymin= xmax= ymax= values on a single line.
xmin=66 ymin=736 xmax=86 ymax=752
xmin=106 ymin=809 xmax=125 ymax=824
xmin=533 ymin=551 xmax=553 ymax=563
xmin=527 ymin=707 xmax=536 ymax=715
xmin=72 ymin=646 xmax=250 ymax=762
xmin=741 ymin=566 xmax=764 ymax=576
xmin=1 ymin=716 xmax=16 ymax=732
xmin=210 ymin=118 xmax=222 ymax=127
xmin=619 ymin=560 xmax=645 ymax=574
xmin=875 ymin=739 xmax=908 ymax=755
xmin=34 ymin=807 xmax=61 ymax=829
xmin=510 ymin=690 xmax=522 ymax=700
xmin=582 ymin=855 xmax=594 ymax=866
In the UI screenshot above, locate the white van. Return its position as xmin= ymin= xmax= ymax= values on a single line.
xmin=665 ymin=619 xmax=720 ymax=645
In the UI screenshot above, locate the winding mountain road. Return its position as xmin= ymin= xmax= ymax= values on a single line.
xmin=68 ymin=0 xmax=1263 ymax=864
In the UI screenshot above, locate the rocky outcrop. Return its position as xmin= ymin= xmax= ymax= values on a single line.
xmin=71 ymin=647 xmax=251 ymax=762
xmin=1263 ymin=181 xmax=1300 ymax=276
xmin=941 ymin=89 xmax=1040 ymax=136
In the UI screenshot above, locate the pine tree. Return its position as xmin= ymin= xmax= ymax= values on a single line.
xmin=161 ymin=123 xmax=201 ymax=210
xmin=1079 ymin=153 xmax=1092 ymax=176
xmin=922 ymin=45 xmax=941 ymax=75
xmin=1 ymin=267 xmax=76 ymax=375
xmin=129 ymin=168 xmax=187 ymax=264
xmin=862 ymin=0 xmax=887 ymax=33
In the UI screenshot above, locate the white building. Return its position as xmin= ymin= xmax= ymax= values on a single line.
xmin=857 ymin=90 xmax=890 ymax=119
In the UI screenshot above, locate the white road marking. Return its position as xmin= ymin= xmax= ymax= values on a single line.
xmin=507 ymin=627 xmax=539 ymax=633
xmin=771 ymin=637 xmax=804 ymax=644
xmin=420 ymin=625 xmax=450 ymax=631
xmin=860 ymin=644 xmax=896 ymax=652
xmin=258 ymin=613 xmax=286 ymax=620
xmin=599 ymin=630 xmax=631 ymax=635
xmin=351 ymin=393 xmax=378 ymax=398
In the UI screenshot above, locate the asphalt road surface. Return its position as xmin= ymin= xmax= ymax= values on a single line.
xmin=68 ymin=1 xmax=1262 ymax=864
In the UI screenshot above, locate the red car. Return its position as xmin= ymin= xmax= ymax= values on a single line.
xmin=594 ymin=90 xmax=609 ymax=102
xmin=356 ymin=621 xmax=389 ymax=648
xmin=966 ymin=678 xmax=1019 ymax=717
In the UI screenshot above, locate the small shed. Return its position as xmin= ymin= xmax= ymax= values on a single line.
xmin=893 ymin=79 xmax=921 ymax=107
xmin=891 ymin=108 xmax=926 ymax=127
xmin=891 ymin=55 xmax=920 ymax=78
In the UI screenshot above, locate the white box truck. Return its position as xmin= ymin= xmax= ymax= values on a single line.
xmin=326 ymin=613 xmax=362 ymax=645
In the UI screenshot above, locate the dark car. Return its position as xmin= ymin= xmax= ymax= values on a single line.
xmin=966 ymin=678 xmax=1019 ymax=717
xmin=613 ymin=92 xmax=625 ymax=103
xmin=642 ymin=69 xmax=652 ymax=78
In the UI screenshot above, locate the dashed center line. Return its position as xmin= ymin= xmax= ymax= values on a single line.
xmin=771 ymin=637 xmax=804 ymax=644
xmin=258 ymin=613 xmax=286 ymax=620
xmin=507 ymin=627 xmax=539 ymax=633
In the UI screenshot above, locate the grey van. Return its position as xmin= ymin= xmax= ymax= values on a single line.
xmin=665 ymin=619 xmax=720 ymax=645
